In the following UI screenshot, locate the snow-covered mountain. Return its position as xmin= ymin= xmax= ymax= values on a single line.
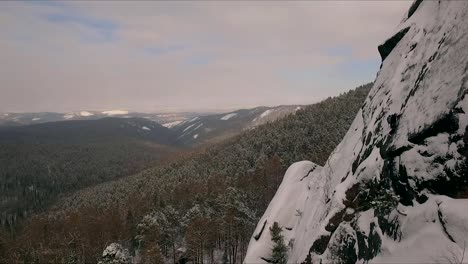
xmin=0 ymin=117 xmax=179 ymax=146
xmin=169 ymin=105 xmax=302 ymax=146
xmin=245 ymin=1 xmax=468 ymax=263
xmin=0 ymin=106 xmax=301 ymax=147
xmin=0 ymin=111 xmax=197 ymax=127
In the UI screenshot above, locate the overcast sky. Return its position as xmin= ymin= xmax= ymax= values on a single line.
xmin=0 ymin=1 xmax=411 ymax=113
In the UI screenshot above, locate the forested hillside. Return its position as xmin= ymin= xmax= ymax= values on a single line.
xmin=170 ymin=105 xmax=301 ymax=146
xmin=0 ymin=83 xmax=372 ymax=263
xmin=0 ymin=118 xmax=180 ymax=231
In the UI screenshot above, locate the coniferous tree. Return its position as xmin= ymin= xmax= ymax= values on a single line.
xmin=270 ymin=222 xmax=287 ymax=264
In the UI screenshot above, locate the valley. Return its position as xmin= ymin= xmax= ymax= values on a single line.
xmin=2 ymin=1 xmax=466 ymax=263
xmin=0 ymin=84 xmax=371 ymax=263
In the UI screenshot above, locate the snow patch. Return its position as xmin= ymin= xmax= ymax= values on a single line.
xmin=183 ymin=123 xmax=197 ymax=133
xmin=189 ymin=116 xmax=199 ymax=122
xmin=192 ymin=123 xmax=203 ymax=132
xmin=260 ymin=109 xmax=273 ymax=118
xmin=32 ymin=117 xmax=41 ymax=121
xmin=80 ymin=111 xmax=94 ymax=117
xmin=142 ymin=126 xmax=151 ymax=131
xmin=193 ymin=134 xmax=199 ymax=139
xmin=102 ymin=110 xmax=128 ymax=116
xmin=162 ymin=120 xmax=183 ymax=128
xmin=182 ymin=122 xmax=203 ymax=133
xmin=221 ymin=113 xmax=237 ymax=120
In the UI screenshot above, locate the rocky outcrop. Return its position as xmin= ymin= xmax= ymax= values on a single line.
xmin=245 ymin=1 xmax=468 ymax=263
xmin=244 ymin=161 xmax=322 ymax=264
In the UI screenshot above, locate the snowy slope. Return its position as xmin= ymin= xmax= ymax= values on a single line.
xmin=162 ymin=120 xmax=183 ymax=128
xmin=220 ymin=113 xmax=237 ymax=120
xmin=171 ymin=105 xmax=301 ymax=146
xmin=102 ymin=110 xmax=129 ymax=116
xmin=245 ymin=1 xmax=468 ymax=263
xmin=244 ymin=161 xmax=322 ymax=264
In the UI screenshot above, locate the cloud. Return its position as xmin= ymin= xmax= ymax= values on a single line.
xmin=43 ymin=12 xmax=118 ymax=42
xmin=143 ymin=44 xmax=187 ymax=56
xmin=0 ymin=1 xmax=411 ymax=112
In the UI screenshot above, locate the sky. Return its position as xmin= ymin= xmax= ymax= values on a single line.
xmin=0 ymin=1 xmax=412 ymax=113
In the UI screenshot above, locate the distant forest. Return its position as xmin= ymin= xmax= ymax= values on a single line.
xmin=0 ymin=117 xmax=181 ymax=231
xmin=0 ymin=83 xmax=372 ymax=263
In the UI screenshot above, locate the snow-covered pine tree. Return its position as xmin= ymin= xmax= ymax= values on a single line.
xmin=98 ymin=243 xmax=131 ymax=264
xmin=269 ymin=222 xmax=287 ymax=264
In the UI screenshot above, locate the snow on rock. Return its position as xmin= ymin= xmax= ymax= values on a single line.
xmin=163 ymin=120 xmax=183 ymax=128
xmin=244 ymin=161 xmax=322 ymax=264
xmin=32 ymin=117 xmax=41 ymax=121
xmin=102 ymin=110 xmax=128 ymax=116
xmin=245 ymin=1 xmax=468 ymax=263
xmin=372 ymin=197 xmax=468 ymax=263
xmin=437 ymin=198 xmax=468 ymax=249
xmin=221 ymin=113 xmax=237 ymax=120
xmin=193 ymin=134 xmax=199 ymax=139
xmin=142 ymin=126 xmax=151 ymax=131
xmin=80 ymin=111 xmax=94 ymax=117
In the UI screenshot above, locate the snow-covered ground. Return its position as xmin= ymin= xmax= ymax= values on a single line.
xmin=63 ymin=114 xmax=74 ymax=119
xmin=102 ymin=110 xmax=128 ymax=116
xmin=188 ymin=116 xmax=199 ymax=122
xmin=245 ymin=1 xmax=468 ymax=263
xmin=162 ymin=120 xmax=183 ymax=128
xmin=260 ymin=109 xmax=272 ymax=119
xmin=183 ymin=123 xmax=197 ymax=133
xmin=221 ymin=113 xmax=237 ymax=120
xmin=80 ymin=111 xmax=94 ymax=117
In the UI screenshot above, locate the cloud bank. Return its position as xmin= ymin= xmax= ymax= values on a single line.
xmin=0 ymin=1 xmax=411 ymax=112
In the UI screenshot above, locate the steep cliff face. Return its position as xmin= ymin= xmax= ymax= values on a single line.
xmin=245 ymin=1 xmax=468 ymax=263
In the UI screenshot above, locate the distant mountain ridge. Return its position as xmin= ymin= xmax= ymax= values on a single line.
xmin=0 ymin=105 xmax=303 ymax=146
xmin=170 ymin=105 xmax=302 ymax=145
xmin=0 ymin=104 xmax=303 ymax=230
xmin=0 ymin=110 xmax=197 ymax=127
xmin=0 ymin=117 xmax=179 ymax=146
